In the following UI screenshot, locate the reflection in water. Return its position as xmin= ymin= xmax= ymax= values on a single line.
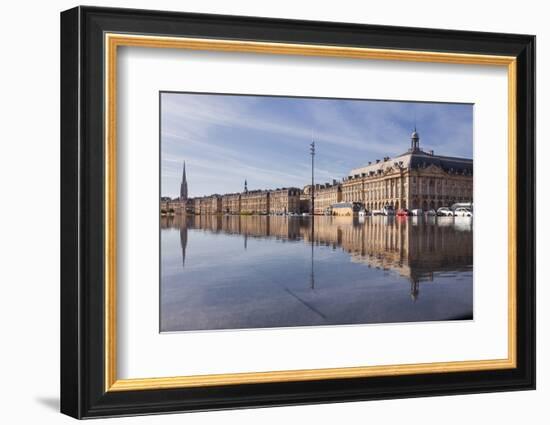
xmin=161 ymin=215 xmax=473 ymax=332
xmin=179 ymin=219 xmax=188 ymax=268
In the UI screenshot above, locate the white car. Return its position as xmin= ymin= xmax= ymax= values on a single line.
xmin=454 ymin=207 xmax=473 ymax=217
xmin=411 ymin=209 xmax=423 ymax=216
xmin=437 ymin=207 xmax=454 ymax=217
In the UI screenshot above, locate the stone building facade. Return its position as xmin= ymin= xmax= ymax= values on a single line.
xmin=221 ymin=193 xmax=241 ymax=214
xmin=313 ymin=181 xmax=342 ymax=215
xmin=193 ymin=197 xmax=203 ymax=214
xmin=342 ymin=131 xmax=473 ymax=211
xmin=240 ymin=190 xmax=270 ymax=214
xmin=299 ymin=186 xmax=313 ymax=214
xmin=182 ymin=200 xmax=194 ymax=214
xmin=189 ymin=189 xmax=299 ymax=215
xmin=192 ymin=195 xmax=222 ymax=215
xmin=209 ymin=195 xmax=222 ymax=214
xmin=269 ymin=188 xmax=301 ymax=214
xmin=160 ymin=199 xmax=184 ymax=215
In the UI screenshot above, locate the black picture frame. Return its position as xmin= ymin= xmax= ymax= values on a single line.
xmin=61 ymin=5 xmax=535 ymax=419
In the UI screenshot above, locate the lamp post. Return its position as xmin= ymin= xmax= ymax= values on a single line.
xmin=309 ymin=141 xmax=315 ymax=290
xmin=310 ymin=141 xmax=315 ymax=215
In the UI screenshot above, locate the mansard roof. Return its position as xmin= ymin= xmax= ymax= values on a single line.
xmin=407 ymin=152 xmax=473 ymax=174
xmin=349 ymin=149 xmax=473 ymax=177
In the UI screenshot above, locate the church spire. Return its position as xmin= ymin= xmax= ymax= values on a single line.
xmin=244 ymin=178 xmax=248 ymax=193
xmin=180 ymin=161 xmax=188 ymax=201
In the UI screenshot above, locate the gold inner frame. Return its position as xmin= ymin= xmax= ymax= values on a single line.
xmin=104 ymin=33 xmax=517 ymax=392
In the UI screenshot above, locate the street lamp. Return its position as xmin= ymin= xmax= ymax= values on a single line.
xmin=310 ymin=141 xmax=315 ymax=215
xmin=309 ymin=140 xmax=315 ymax=290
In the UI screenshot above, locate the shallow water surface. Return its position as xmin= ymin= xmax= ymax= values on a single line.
xmin=160 ymin=215 xmax=473 ymax=332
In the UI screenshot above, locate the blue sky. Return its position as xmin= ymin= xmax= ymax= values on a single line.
xmin=161 ymin=92 xmax=473 ymax=198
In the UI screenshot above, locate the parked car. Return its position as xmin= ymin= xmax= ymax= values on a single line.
xmin=425 ymin=209 xmax=437 ymax=216
xmin=382 ymin=205 xmax=395 ymax=216
xmin=451 ymin=202 xmax=474 ymax=213
xmin=396 ymin=208 xmax=410 ymax=216
xmin=437 ymin=207 xmax=454 ymax=217
xmin=454 ymin=207 xmax=473 ymax=217
xmin=411 ymin=209 xmax=423 ymax=216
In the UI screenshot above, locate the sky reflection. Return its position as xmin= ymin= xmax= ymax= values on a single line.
xmin=160 ymin=215 xmax=473 ymax=332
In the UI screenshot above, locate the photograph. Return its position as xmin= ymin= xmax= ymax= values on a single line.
xmin=159 ymin=92 xmax=474 ymax=332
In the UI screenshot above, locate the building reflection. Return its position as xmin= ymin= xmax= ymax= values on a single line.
xmin=179 ymin=219 xmax=187 ymax=268
xmin=161 ymin=215 xmax=472 ymax=301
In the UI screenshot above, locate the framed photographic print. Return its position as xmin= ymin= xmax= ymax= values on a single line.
xmin=60 ymin=6 xmax=536 ymax=419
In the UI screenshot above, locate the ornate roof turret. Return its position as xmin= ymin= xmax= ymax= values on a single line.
xmin=410 ymin=127 xmax=420 ymax=151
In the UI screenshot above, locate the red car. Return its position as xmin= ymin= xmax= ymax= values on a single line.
xmin=396 ymin=208 xmax=411 ymax=216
